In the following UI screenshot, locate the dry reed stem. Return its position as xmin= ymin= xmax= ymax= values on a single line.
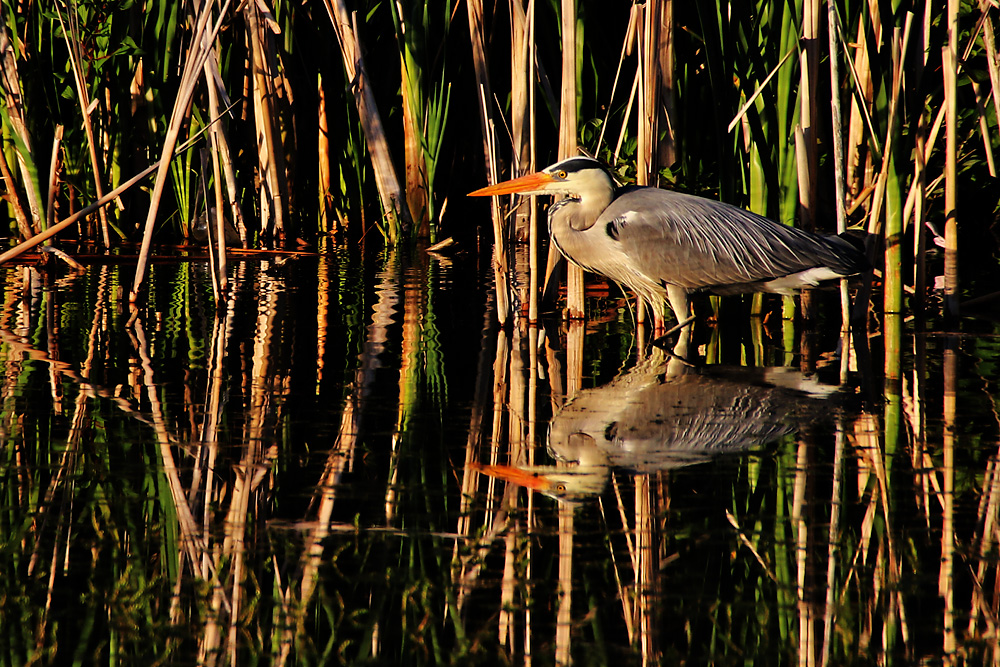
xmin=727 ymin=50 xmax=795 ymax=134
xmin=53 ymin=1 xmax=110 ymax=246
xmin=0 ymin=137 xmax=32 ymax=238
xmin=401 ymin=59 xmax=427 ymax=229
xmin=799 ymin=0 xmax=820 ymax=232
xmin=558 ymin=0 xmax=584 ymax=321
xmin=198 ymin=40 xmax=248 ymax=245
xmin=466 ymin=0 xmax=511 ymax=323
xmin=322 ymin=0 xmax=410 ymax=242
xmin=45 ymin=126 xmax=63 ymax=231
xmin=317 ymin=74 xmax=333 ymax=232
xmin=245 ymin=0 xmax=285 ymax=237
xmin=943 ymin=43 xmax=959 ymax=318
xmin=844 ymin=12 xmax=878 ymax=201
xmin=510 ymin=0 xmax=532 ymax=243
xmin=636 ymin=0 xmax=657 ymax=186
xmin=596 ymin=5 xmax=639 ymax=154
xmin=198 ymin=17 xmax=237 ymax=287
xmin=526 ymin=0 xmax=540 ymax=322
xmin=826 ymin=3 xmax=848 ymax=238
xmin=0 ymin=161 xmax=158 ymax=265
xmin=129 ymin=0 xmax=232 ymax=302
xmin=0 ymin=19 xmax=43 ymax=229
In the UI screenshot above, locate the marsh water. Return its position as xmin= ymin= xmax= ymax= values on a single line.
xmin=2 ymin=240 xmax=1000 ymax=665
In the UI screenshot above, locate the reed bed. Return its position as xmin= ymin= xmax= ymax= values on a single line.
xmin=0 ymin=1 xmax=989 ymax=321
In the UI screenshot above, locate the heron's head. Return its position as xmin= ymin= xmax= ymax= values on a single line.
xmin=468 ymin=156 xmax=614 ymax=199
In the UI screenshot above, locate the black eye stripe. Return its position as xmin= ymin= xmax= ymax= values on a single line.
xmin=554 ymin=158 xmax=602 ymax=174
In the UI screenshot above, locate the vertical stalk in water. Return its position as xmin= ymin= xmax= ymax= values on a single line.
xmin=558 ymin=0 xmax=584 ymax=321
xmin=942 ymin=28 xmax=959 ymax=318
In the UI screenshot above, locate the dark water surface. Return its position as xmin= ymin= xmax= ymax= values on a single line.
xmin=2 ymin=244 xmax=999 ymax=665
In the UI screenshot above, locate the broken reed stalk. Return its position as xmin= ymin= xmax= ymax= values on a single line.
xmin=0 ymin=161 xmax=158 ymax=265
xmin=53 ymin=1 xmax=111 ymax=247
xmin=129 ymin=0 xmax=232 ymax=303
xmin=558 ymin=0 xmax=584 ymax=321
xmin=322 ymin=0 xmax=411 ymax=244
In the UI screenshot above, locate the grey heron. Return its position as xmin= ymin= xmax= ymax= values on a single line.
xmin=469 ymin=156 xmax=868 ymax=329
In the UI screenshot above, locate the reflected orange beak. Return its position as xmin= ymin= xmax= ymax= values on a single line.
xmin=467 ymin=171 xmax=557 ymax=197
xmin=471 ymin=462 xmax=554 ymax=492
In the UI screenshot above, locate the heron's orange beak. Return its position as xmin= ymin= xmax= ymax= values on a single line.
xmin=470 ymin=462 xmax=555 ymax=492
xmin=468 ymin=171 xmax=557 ymax=197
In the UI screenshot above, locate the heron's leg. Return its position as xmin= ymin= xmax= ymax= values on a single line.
xmin=663 ymin=285 xmax=695 ymax=358
xmin=651 ymin=314 xmax=696 ymax=358
xmin=666 ymin=286 xmax=692 ymax=323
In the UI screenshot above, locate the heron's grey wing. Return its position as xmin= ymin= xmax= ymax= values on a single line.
xmin=599 ymin=188 xmax=861 ymax=290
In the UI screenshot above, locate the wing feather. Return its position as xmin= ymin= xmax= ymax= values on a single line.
xmin=599 ymin=187 xmax=864 ymax=290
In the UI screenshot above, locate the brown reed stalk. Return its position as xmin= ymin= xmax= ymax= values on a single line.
xmin=943 ymin=2 xmax=959 ymax=319
xmin=826 ymin=4 xmax=852 ymax=330
xmin=558 ymin=0 xmax=584 ymax=322
xmin=510 ymin=0 xmax=532 ymax=243
xmin=400 ymin=63 xmax=428 ymax=232
xmin=322 ymin=0 xmax=411 ymax=244
xmin=195 ymin=6 xmax=247 ymax=248
xmin=636 ymin=0 xmax=654 ymax=186
xmin=465 ymin=0 xmax=511 ymax=323
xmin=799 ymin=0 xmax=820 ymax=232
xmin=0 ymin=20 xmax=43 ymax=231
xmin=45 ymin=126 xmax=63 ymax=231
xmin=0 ymin=160 xmax=158 ymax=265
xmin=844 ymin=14 xmax=877 ymax=204
xmin=0 ymin=138 xmax=31 ymax=239
xmin=53 ymin=1 xmax=111 ymax=247
xmin=129 ymin=0 xmax=232 ymax=303
xmin=317 ymin=74 xmax=333 ymax=233
xmin=245 ymin=0 xmax=286 ymax=238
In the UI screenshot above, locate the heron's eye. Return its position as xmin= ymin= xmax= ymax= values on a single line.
xmin=557 ymin=170 xmax=568 ymax=179
xmin=555 ymin=483 xmax=567 ymax=493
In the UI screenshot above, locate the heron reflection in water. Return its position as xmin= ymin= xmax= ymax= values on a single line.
xmin=476 ymin=353 xmax=843 ymax=502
